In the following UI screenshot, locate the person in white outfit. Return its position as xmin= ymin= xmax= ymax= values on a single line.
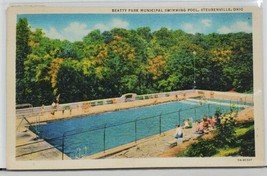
xmin=174 ymin=124 xmax=183 ymax=145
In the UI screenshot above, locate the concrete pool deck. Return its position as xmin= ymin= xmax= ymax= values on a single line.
xmin=16 ymin=119 xmax=71 ymax=160
xmin=99 ymin=127 xmax=197 ymax=159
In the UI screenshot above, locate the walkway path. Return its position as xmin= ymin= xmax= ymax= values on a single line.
xmin=105 ymin=127 xmax=200 ymax=159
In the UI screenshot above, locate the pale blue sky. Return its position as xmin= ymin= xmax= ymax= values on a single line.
xmin=18 ymin=13 xmax=252 ymax=42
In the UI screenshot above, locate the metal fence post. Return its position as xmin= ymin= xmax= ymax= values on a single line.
xmin=239 ymin=98 xmax=242 ymax=111
xmin=229 ymin=99 xmax=232 ymax=112
xmin=135 ymin=120 xmax=137 ymax=143
xmin=62 ymin=133 xmax=65 ymax=160
xmin=178 ymin=109 xmax=181 ymax=125
xmin=208 ymin=104 xmax=210 ymax=117
xmin=194 ymin=107 xmax=197 ymax=122
xmin=104 ymin=124 xmax=106 ymax=153
xmin=159 ymin=113 xmax=162 ymax=135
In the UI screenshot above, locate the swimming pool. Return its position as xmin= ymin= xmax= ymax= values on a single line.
xmin=30 ymin=99 xmax=241 ymax=159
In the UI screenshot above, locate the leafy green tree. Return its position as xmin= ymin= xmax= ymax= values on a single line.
xmin=57 ymin=60 xmax=90 ymax=103
xmin=16 ymin=18 xmax=31 ymax=104
xmin=83 ymin=29 xmax=104 ymax=45
xmin=16 ymin=18 xmax=254 ymax=106
xmin=23 ymin=28 xmax=65 ymax=105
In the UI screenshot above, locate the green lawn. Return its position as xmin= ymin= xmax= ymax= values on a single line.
xmin=178 ymin=121 xmax=255 ymax=157
xmin=214 ymin=147 xmax=240 ymax=157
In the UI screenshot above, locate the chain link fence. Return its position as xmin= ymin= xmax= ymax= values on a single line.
xmin=17 ymin=96 xmax=252 ymax=160
xmin=46 ymin=98 xmax=250 ymax=159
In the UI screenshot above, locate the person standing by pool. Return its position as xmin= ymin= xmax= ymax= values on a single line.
xmin=174 ymin=124 xmax=183 ymax=145
xmin=56 ymin=94 xmax=60 ymax=110
xmin=51 ymin=102 xmax=56 ymax=115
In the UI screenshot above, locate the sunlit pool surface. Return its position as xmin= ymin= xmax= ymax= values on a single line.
xmin=191 ymin=97 xmax=253 ymax=106
xmin=30 ymin=99 xmax=245 ymax=159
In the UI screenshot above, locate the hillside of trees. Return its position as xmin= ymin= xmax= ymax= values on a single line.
xmin=16 ymin=18 xmax=253 ymax=106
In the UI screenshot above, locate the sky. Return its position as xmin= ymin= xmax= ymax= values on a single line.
xmin=18 ymin=13 xmax=252 ymax=42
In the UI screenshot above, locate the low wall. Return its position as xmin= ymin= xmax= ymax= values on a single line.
xmin=16 ymin=89 xmax=197 ymax=119
xmin=16 ymin=89 xmax=253 ymax=124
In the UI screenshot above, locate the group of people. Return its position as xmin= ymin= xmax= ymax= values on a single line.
xmin=194 ymin=115 xmax=221 ymax=134
xmin=173 ymin=114 xmax=221 ymax=145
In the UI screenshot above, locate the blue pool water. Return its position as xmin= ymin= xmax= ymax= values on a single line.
xmin=31 ymin=99 xmax=238 ymax=159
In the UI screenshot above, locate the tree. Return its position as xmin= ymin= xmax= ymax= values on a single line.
xmin=15 ymin=18 xmax=254 ymax=105
xmin=23 ymin=29 xmax=63 ymax=105
xmin=16 ymin=18 xmax=31 ymax=104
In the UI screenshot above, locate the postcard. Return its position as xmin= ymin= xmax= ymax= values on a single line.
xmin=6 ymin=4 xmax=265 ymax=169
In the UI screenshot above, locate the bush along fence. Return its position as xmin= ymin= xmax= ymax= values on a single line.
xmin=21 ymin=98 xmax=250 ymax=160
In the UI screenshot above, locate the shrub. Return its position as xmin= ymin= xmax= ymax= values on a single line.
xmin=238 ymin=129 xmax=255 ymax=156
xmin=214 ymin=116 xmax=237 ymax=147
xmin=230 ymin=104 xmax=238 ymax=112
xmin=215 ymin=107 xmax=223 ymax=117
xmin=184 ymin=139 xmax=217 ymax=157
